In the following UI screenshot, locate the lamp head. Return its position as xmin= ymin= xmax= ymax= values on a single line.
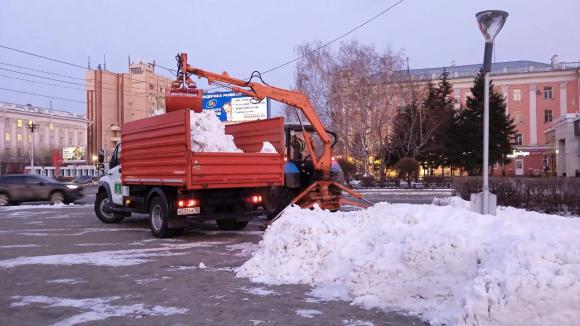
xmin=476 ymin=10 xmax=508 ymax=42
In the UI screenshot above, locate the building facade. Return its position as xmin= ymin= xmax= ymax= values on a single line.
xmin=86 ymin=61 xmax=173 ymax=159
xmin=545 ymin=113 xmax=580 ymax=177
xmin=0 ymin=102 xmax=87 ymax=174
xmin=409 ymin=56 xmax=580 ymax=176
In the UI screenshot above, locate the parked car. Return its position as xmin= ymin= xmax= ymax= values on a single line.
xmin=74 ymin=175 xmax=94 ymax=185
xmin=0 ymin=174 xmax=84 ymax=206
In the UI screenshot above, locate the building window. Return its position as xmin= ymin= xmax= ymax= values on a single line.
xmin=59 ymin=137 xmax=64 ymax=145
xmin=68 ymin=138 xmax=73 ymax=146
xmin=544 ymin=110 xmax=553 ymax=123
xmin=149 ymin=83 xmax=154 ymax=90
xmin=17 ymin=134 xmax=23 ymax=142
xmin=513 ymin=112 xmax=523 ymax=124
xmin=130 ymin=67 xmax=142 ymax=74
xmin=17 ymin=119 xmax=23 ymax=128
xmin=4 ymin=133 xmax=10 ymax=141
xmin=512 ymin=89 xmax=522 ymax=101
xmin=514 ymin=133 xmax=523 ymax=145
xmin=4 ymin=119 xmax=9 ymax=127
xmin=50 ymin=136 xmax=54 ymax=145
xmin=543 ymin=86 xmax=553 ymax=99
xmin=28 ymin=134 xmax=32 ymax=142
xmin=39 ymin=135 xmax=44 ymax=144
xmin=49 ymin=123 xmax=54 ymax=130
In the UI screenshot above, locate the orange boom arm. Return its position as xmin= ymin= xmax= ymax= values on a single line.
xmin=171 ymin=53 xmax=371 ymax=212
xmin=179 ymin=53 xmax=332 ymax=173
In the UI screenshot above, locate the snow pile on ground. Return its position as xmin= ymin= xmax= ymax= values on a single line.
xmin=260 ymin=141 xmax=277 ymax=153
xmin=238 ymin=200 xmax=580 ymax=325
xmin=190 ymin=110 xmax=242 ymax=152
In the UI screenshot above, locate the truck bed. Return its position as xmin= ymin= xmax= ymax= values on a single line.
xmin=121 ymin=109 xmax=284 ymax=190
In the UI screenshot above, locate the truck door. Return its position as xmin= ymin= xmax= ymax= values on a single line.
xmin=107 ymin=143 xmax=123 ymax=205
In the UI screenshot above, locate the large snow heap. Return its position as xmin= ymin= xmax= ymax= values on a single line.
xmin=190 ymin=110 xmax=242 ymax=152
xmin=238 ymin=199 xmax=580 ymax=325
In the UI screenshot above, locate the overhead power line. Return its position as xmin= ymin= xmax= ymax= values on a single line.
xmin=0 ymin=44 xmax=157 ymax=88
xmin=0 ymin=74 xmax=85 ymax=91
xmin=0 ymin=63 xmax=164 ymax=95
xmin=0 ymin=62 xmax=85 ymax=80
xmin=0 ymin=67 xmax=86 ymax=86
xmin=0 ymin=87 xmax=86 ymax=103
xmin=261 ymin=0 xmax=407 ymax=75
xmin=206 ymin=0 xmax=406 ymax=92
xmin=0 ymin=44 xmax=88 ymax=70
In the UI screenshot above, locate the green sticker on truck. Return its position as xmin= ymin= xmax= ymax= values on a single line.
xmin=114 ymin=183 xmax=122 ymax=194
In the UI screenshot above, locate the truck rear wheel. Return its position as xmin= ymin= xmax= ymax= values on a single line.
xmin=95 ymin=191 xmax=124 ymax=224
xmin=149 ymin=196 xmax=175 ymax=238
xmin=216 ymin=219 xmax=248 ymax=231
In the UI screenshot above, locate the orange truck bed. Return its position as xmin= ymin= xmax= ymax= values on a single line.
xmin=121 ymin=109 xmax=284 ymax=190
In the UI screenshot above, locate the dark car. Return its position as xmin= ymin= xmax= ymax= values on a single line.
xmin=74 ymin=175 xmax=94 ymax=185
xmin=0 ymin=174 xmax=83 ymax=206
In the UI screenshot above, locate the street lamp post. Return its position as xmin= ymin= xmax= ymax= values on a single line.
xmin=474 ymin=10 xmax=508 ymax=215
xmin=27 ymin=121 xmax=40 ymax=175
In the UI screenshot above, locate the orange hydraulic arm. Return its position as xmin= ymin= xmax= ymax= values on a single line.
xmin=173 ymin=53 xmax=371 ymax=211
xmin=178 ymin=53 xmax=331 ymax=174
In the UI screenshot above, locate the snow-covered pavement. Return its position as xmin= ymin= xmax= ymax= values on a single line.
xmin=238 ymin=199 xmax=580 ymax=325
xmin=0 ymin=204 xmax=419 ymax=325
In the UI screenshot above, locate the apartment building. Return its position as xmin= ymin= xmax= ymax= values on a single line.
xmin=86 ymin=60 xmax=173 ymax=159
xmin=409 ymin=55 xmax=580 ymax=176
xmin=0 ymin=102 xmax=87 ymax=174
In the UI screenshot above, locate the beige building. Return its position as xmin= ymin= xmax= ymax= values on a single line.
xmin=0 ymin=102 xmax=87 ymax=174
xmin=86 ymin=61 xmax=173 ymax=158
xmin=408 ymin=56 xmax=579 ymax=176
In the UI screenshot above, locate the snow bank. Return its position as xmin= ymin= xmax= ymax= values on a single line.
xmin=238 ymin=201 xmax=580 ymax=325
xmin=190 ymin=110 xmax=242 ymax=152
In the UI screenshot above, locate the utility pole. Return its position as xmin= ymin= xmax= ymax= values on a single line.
xmin=27 ymin=121 xmax=40 ymax=175
xmin=473 ymin=10 xmax=508 ymax=215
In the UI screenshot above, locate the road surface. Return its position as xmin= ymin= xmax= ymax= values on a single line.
xmin=0 ymin=192 xmax=429 ymax=325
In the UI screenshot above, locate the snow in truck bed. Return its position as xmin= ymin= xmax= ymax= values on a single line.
xmin=237 ymin=198 xmax=580 ymax=325
xmin=190 ymin=110 xmax=242 ymax=152
xmin=189 ymin=110 xmax=277 ymax=153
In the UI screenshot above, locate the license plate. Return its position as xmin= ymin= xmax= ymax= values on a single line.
xmin=177 ymin=207 xmax=200 ymax=215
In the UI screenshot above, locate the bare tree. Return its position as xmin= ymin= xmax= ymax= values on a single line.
xmin=386 ymin=83 xmax=440 ymax=162
xmin=289 ymin=40 xmax=405 ymax=176
xmin=286 ymin=41 xmax=336 ymax=125
xmin=329 ymin=41 xmax=404 ymax=175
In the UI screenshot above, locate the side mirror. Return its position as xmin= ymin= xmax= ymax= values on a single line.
xmin=98 ymin=149 xmax=105 ymax=164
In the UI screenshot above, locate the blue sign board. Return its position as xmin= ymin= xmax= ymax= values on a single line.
xmin=202 ymin=92 xmax=270 ymax=122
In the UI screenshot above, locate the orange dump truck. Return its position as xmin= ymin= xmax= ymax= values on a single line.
xmin=94 ymin=108 xmax=284 ymax=237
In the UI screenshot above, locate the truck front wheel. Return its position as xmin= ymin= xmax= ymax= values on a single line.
xmin=95 ymin=191 xmax=124 ymax=224
xmin=216 ymin=219 xmax=248 ymax=231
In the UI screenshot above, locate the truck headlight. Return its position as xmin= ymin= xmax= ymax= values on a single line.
xmin=66 ymin=184 xmax=79 ymax=190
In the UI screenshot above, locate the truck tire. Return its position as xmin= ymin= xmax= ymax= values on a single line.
xmin=216 ymin=219 xmax=248 ymax=231
xmin=149 ymin=196 xmax=173 ymax=238
xmin=95 ymin=191 xmax=124 ymax=223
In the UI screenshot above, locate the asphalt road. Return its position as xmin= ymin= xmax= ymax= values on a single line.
xmin=0 ymin=198 xmax=428 ymax=325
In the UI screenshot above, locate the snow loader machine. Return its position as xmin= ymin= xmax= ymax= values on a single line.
xmin=166 ymin=53 xmax=372 ymax=219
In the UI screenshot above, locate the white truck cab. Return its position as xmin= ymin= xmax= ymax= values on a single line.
xmin=100 ymin=143 xmax=123 ymax=205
